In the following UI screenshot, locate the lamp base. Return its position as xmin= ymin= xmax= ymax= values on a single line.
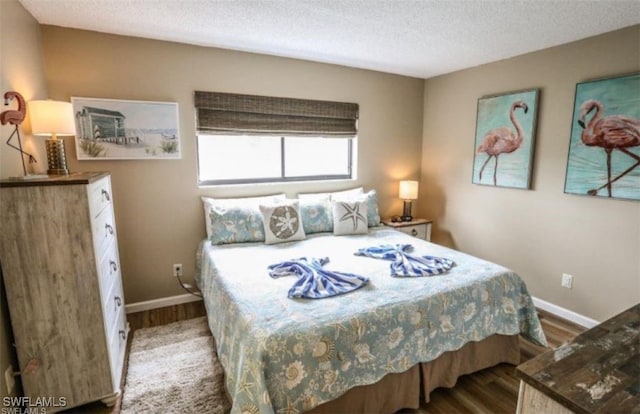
xmin=45 ymin=139 xmax=69 ymax=175
xmin=401 ymin=200 xmax=413 ymax=222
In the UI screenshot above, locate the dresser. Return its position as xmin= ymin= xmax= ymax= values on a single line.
xmin=516 ymin=304 xmax=640 ymax=414
xmin=0 ymin=172 xmax=128 ymax=411
xmin=382 ymin=218 xmax=432 ymax=241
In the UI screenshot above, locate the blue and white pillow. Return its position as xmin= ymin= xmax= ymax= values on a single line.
xmin=208 ymin=204 xmax=266 ymax=245
xmin=202 ymin=194 xmax=285 ymax=244
xmin=299 ymin=196 xmax=333 ymax=234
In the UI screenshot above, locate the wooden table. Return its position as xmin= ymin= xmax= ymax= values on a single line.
xmin=516 ymin=303 xmax=640 ymax=413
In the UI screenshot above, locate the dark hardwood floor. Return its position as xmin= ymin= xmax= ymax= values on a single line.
xmin=66 ymin=302 xmax=585 ymax=414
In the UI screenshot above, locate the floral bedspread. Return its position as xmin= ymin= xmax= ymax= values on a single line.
xmin=195 ymin=228 xmax=547 ymax=414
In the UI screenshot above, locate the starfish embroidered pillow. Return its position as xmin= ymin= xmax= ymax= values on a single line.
xmin=332 ymin=200 xmax=368 ymax=236
xmin=259 ymin=201 xmax=306 ymax=245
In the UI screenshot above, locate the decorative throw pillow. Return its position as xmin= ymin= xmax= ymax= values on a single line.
xmin=202 ymin=194 xmax=285 ymax=241
xmin=208 ymin=204 xmax=266 ymax=245
xmin=334 ymin=190 xmax=381 ymax=227
xmin=332 ymin=200 xmax=368 ymax=236
xmin=299 ymin=196 xmax=333 ymax=234
xmin=259 ymin=201 xmax=306 ymax=245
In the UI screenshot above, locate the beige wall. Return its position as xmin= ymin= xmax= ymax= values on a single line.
xmin=39 ymin=26 xmax=424 ymax=303
xmin=0 ymin=0 xmax=49 ymax=398
xmin=420 ymin=25 xmax=640 ymax=322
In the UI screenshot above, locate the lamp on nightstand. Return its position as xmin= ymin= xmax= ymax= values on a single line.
xmin=29 ymin=100 xmax=75 ymax=175
xmin=399 ymin=180 xmax=419 ymax=222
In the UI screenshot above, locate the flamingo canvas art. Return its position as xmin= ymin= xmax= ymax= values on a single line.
xmin=472 ymin=89 xmax=539 ymax=189
xmin=564 ymin=73 xmax=640 ymax=201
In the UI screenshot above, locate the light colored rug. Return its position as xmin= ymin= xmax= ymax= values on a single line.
xmin=121 ymin=317 xmax=231 ymax=414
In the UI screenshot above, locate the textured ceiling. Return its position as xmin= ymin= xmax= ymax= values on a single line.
xmin=19 ymin=0 xmax=640 ymax=78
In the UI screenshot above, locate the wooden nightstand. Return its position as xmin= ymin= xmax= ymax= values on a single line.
xmin=382 ymin=218 xmax=432 ymax=241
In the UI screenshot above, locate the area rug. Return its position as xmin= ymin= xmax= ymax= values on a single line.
xmin=121 ymin=317 xmax=231 ymax=413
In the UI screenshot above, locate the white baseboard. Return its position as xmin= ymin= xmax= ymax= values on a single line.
xmin=532 ymin=296 xmax=599 ymax=329
xmin=125 ymin=293 xmax=203 ymax=314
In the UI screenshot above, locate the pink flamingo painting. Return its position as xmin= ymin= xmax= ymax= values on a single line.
xmin=476 ymin=100 xmax=528 ymax=186
xmin=577 ymin=99 xmax=640 ymax=197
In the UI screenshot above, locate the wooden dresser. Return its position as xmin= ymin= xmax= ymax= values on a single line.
xmin=0 ymin=172 xmax=128 ymax=411
xmin=516 ymin=303 xmax=640 ymax=414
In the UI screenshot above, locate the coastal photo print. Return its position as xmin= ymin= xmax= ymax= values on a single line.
xmin=564 ymin=73 xmax=640 ymax=201
xmin=72 ymin=97 xmax=181 ymax=160
xmin=472 ymin=89 xmax=539 ymax=189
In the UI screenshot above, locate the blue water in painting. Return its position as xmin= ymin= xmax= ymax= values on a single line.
xmin=565 ymin=73 xmax=640 ymax=200
xmin=473 ymin=90 xmax=538 ymax=188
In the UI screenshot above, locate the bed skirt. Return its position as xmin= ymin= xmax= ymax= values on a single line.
xmin=306 ymin=334 xmax=521 ymax=414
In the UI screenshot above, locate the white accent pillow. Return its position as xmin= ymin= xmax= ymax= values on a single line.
xmin=332 ymin=200 xmax=368 ymax=236
xmin=332 ymin=189 xmax=381 ymax=227
xmin=259 ymin=201 xmax=306 ymax=245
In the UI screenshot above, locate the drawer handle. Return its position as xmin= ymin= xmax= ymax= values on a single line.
xmin=105 ymin=223 xmax=114 ymax=235
xmin=101 ymin=189 xmax=111 ymax=202
xmin=411 ymin=229 xmax=418 ymax=236
xmin=114 ymin=296 xmax=122 ymax=307
xmin=110 ymin=260 xmax=118 ymax=273
xmin=119 ymin=330 xmax=126 ymax=340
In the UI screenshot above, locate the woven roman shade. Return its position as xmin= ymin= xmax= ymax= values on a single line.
xmin=194 ymin=91 xmax=359 ymax=137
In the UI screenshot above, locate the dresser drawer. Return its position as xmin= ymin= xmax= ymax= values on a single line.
xmin=88 ymin=176 xmax=113 ymax=219
xmin=108 ymin=307 xmax=128 ymax=389
xmin=92 ymin=206 xmax=117 ymax=260
xmin=98 ymin=244 xmax=121 ymax=306
xmin=103 ymin=275 xmax=124 ymax=337
xmin=396 ymin=224 xmax=427 ymax=240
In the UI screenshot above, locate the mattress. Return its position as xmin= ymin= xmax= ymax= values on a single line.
xmin=196 ymin=227 xmax=546 ymax=414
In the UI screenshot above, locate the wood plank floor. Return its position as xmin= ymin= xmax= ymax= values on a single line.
xmin=65 ymin=302 xmax=585 ymax=413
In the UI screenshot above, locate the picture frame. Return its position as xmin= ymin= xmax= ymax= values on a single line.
xmin=472 ymin=89 xmax=539 ymax=189
xmin=71 ymin=97 xmax=181 ymax=160
xmin=564 ymin=73 xmax=640 ymax=201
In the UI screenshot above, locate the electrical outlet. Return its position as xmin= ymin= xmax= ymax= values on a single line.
xmin=561 ymin=273 xmax=573 ymax=289
xmin=173 ymin=263 xmax=183 ymax=278
xmin=5 ymin=365 xmax=15 ymax=395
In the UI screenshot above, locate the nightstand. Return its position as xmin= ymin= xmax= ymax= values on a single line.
xmin=382 ymin=218 xmax=432 ymax=241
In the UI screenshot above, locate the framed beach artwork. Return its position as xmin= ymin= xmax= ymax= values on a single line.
xmin=72 ymin=97 xmax=181 ymax=160
xmin=472 ymin=89 xmax=539 ymax=189
xmin=564 ymin=73 xmax=640 ymax=201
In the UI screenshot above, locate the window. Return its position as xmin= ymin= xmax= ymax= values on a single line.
xmin=194 ymin=91 xmax=359 ymax=185
xmin=197 ymin=135 xmax=354 ymax=185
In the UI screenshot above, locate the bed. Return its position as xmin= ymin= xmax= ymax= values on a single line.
xmin=195 ymin=227 xmax=547 ymax=414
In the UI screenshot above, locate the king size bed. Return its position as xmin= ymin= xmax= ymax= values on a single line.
xmin=195 ymin=226 xmax=547 ymax=414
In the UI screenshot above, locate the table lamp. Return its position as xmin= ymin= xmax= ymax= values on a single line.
xmin=399 ymin=180 xmax=419 ymax=222
xmin=29 ymin=100 xmax=75 ymax=175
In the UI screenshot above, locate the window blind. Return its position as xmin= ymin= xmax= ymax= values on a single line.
xmin=194 ymin=91 xmax=359 ymax=137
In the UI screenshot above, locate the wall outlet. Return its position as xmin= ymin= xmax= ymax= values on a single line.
xmin=4 ymin=365 xmax=15 ymax=395
xmin=561 ymin=273 xmax=573 ymax=289
xmin=173 ymin=263 xmax=183 ymax=278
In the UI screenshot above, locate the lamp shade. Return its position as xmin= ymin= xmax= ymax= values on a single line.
xmin=29 ymin=100 xmax=75 ymax=137
xmin=399 ymin=180 xmax=419 ymax=200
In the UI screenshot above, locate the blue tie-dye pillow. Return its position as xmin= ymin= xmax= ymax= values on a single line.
xmin=299 ymin=196 xmax=333 ymax=234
